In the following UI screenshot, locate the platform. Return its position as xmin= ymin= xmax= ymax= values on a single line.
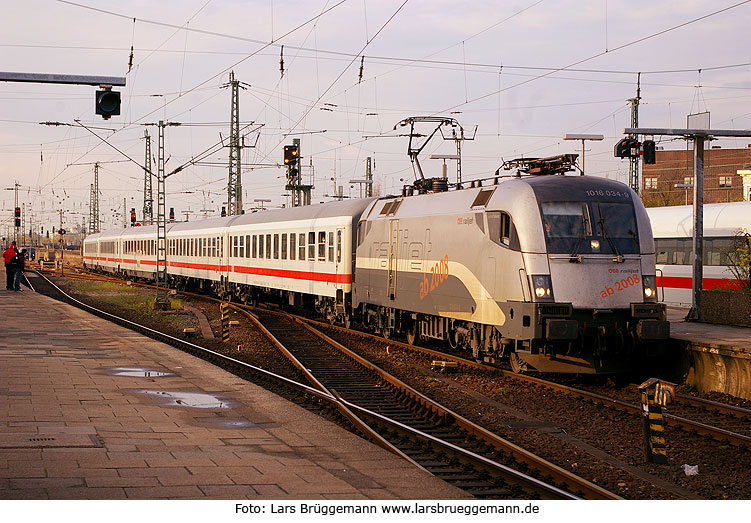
xmin=0 ymin=273 xmax=468 ymax=500
xmin=666 ymin=306 xmax=751 ymax=400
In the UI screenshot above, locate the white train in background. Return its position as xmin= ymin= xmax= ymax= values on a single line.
xmin=646 ymin=201 xmax=751 ymax=306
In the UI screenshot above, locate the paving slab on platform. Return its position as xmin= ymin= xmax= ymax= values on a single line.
xmin=0 ymin=275 xmax=468 ymax=500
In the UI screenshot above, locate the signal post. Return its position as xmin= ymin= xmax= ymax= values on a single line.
xmin=618 ymin=127 xmax=751 ymax=321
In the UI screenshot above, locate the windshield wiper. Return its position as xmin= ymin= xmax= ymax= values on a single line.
xmin=569 ymin=210 xmax=588 ymax=263
xmin=597 ymin=203 xmax=624 ymax=263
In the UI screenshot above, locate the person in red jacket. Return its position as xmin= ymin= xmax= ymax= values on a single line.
xmin=3 ymin=241 xmax=18 ymax=290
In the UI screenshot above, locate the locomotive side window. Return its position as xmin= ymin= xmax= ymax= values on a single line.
xmin=318 ymin=231 xmax=327 ymax=261
xmin=299 ymin=233 xmax=306 ymax=260
xmin=281 ymin=234 xmax=287 ymax=260
xmin=290 ymin=233 xmax=296 ymax=260
xmin=486 ymin=211 xmax=519 ymax=250
xmin=308 ymin=232 xmax=315 ymax=260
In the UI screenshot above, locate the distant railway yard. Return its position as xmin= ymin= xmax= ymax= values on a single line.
xmin=32 ymin=266 xmax=751 ymax=500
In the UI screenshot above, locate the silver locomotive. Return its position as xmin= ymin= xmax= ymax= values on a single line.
xmin=353 ymin=166 xmax=668 ymax=373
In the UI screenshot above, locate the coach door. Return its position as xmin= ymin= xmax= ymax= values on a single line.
xmin=335 ymin=227 xmax=345 ymax=290
xmin=388 ymin=219 xmax=399 ymax=300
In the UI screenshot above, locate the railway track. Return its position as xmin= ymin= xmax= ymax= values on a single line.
xmin=302 ymin=317 xmax=751 ymax=450
xmin=246 ymin=307 xmax=617 ymax=500
xmin=31 ymin=270 xmax=605 ymax=500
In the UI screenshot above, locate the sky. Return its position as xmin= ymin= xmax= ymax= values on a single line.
xmin=1 ymin=0 xmax=751 ymax=234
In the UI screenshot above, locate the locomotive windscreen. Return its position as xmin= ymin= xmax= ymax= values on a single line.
xmin=540 ymin=200 xmax=639 ymax=255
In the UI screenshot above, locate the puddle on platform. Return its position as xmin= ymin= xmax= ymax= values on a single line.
xmin=139 ymin=390 xmax=230 ymax=409
xmin=109 ymin=367 xmax=173 ymax=378
xmin=193 ymin=416 xmax=259 ymax=428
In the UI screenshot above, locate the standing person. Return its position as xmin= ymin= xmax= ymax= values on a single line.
xmin=11 ymin=248 xmax=26 ymax=292
xmin=3 ymin=241 xmax=18 ymax=290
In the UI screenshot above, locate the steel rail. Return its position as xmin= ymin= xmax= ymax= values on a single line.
xmin=304 ymin=317 xmax=751 ymax=449
xmin=294 ymin=317 xmax=619 ymax=500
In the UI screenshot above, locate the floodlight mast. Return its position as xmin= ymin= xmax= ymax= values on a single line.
xmin=563 ymin=134 xmax=603 ymax=175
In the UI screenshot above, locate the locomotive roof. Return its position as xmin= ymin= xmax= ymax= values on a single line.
xmin=521 ymin=174 xmax=634 ymax=201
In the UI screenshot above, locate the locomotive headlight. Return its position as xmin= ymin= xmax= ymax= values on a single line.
xmin=531 ymin=275 xmax=553 ymax=301
xmin=643 ymin=275 xmax=657 ymax=302
xmin=590 ymin=240 xmax=600 ymax=251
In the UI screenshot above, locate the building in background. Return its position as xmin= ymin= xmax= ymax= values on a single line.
xmin=641 ymin=145 xmax=751 ymax=207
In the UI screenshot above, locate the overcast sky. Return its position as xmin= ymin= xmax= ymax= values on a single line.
xmin=2 ymin=0 xmax=750 ymax=232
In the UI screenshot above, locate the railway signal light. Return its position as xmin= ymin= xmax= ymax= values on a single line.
xmin=130 ymin=208 xmax=136 ymax=226
xmin=642 ymin=140 xmax=656 ymax=164
xmin=59 ymin=228 xmax=66 ymax=235
xmin=221 ymin=206 xmax=226 ymax=217
xmin=283 ymin=145 xmax=299 ymax=166
xmin=169 ymin=207 xmax=175 ymax=221
xmin=14 ymin=207 xmax=20 ymax=227
xmin=614 ymin=137 xmax=640 ymax=158
xmin=95 ymin=88 xmax=121 ymax=119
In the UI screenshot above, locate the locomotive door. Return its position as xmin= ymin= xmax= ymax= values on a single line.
xmin=387 ymin=219 xmax=399 ymax=300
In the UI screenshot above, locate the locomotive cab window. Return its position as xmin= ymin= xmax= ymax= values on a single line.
xmin=540 ymin=200 xmax=639 ymax=255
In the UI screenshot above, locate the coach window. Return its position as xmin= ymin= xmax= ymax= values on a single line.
xmin=239 ymin=235 xmax=245 ymax=258
xmin=299 ymin=233 xmax=306 ymax=260
xmin=281 ymin=233 xmax=287 ymax=260
xmin=308 ymin=232 xmax=316 ymax=260
xmin=233 ymin=236 xmax=238 ymax=258
xmin=266 ymin=234 xmax=272 ymax=259
xmin=318 ymin=231 xmax=327 ymax=261
xmin=257 ymin=235 xmax=263 ymax=258
xmin=273 ymin=234 xmax=279 ymax=259
xmin=328 ymin=231 xmax=334 ymax=262
xmin=290 ymin=233 xmax=296 ymax=260
xmin=336 ymin=230 xmax=342 ymax=263
xmin=655 ymin=239 xmax=669 ymax=264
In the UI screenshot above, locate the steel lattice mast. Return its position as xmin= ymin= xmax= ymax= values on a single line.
xmin=227 ymin=71 xmax=242 ymax=215
xmin=143 ymin=130 xmax=153 ymax=224
xmin=155 ymin=121 xmax=168 ymax=308
xmin=88 ymin=162 xmax=100 ymax=233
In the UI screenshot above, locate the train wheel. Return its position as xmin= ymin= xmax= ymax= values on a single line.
xmin=509 ymin=352 xmax=528 ymax=374
xmin=406 ymin=324 xmax=417 ymax=345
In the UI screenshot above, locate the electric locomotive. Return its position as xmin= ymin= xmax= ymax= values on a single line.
xmin=353 ymin=162 xmax=669 ymax=373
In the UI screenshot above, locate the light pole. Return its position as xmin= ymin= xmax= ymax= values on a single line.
xmin=674 ymin=183 xmax=693 ymax=205
xmin=253 ymin=198 xmax=271 ymax=211
xmin=563 ymin=134 xmax=604 ymax=175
